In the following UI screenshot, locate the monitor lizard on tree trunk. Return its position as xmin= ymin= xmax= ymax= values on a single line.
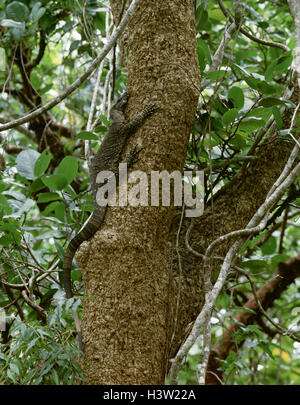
xmin=62 ymin=91 xmax=156 ymax=350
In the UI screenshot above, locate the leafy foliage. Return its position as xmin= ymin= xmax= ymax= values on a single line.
xmin=0 ymin=0 xmax=299 ymax=385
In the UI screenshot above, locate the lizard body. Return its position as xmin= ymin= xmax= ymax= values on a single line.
xmin=62 ymin=92 xmax=156 ymax=348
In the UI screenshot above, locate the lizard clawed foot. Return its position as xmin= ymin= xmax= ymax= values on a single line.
xmin=126 ymin=145 xmax=144 ymax=167
xmin=144 ymin=103 xmax=158 ymax=116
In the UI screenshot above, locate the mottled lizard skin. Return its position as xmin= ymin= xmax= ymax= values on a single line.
xmin=62 ymin=92 xmax=156 ymax=349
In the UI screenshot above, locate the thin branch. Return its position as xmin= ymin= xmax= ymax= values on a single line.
xmin=286 ymin=102 xmax=300 ymax=148
xmin=21 ymin=289 xmax=47 ymax=321
xmin=169 ymin=159 xmax=300 ymax=383
xmin=287 ymin=0 xmax=300 ymax=79
xmin=26 ymin=30 xmax=47 ymax=70
xmin=85 ymin=60 xmax=105 ymax=161
xmin=235 ymin=266 xmax=300 ymax=341
xmin=201 ymin=21 xmax=237 ymax=90
xmin=0 ymin=118 xmax=36 ymax=141
xmin=1 ymin=45 xmax=17 ymax=95
xmin=203 ymin=156 xmax=257 ymax=173
xmin=205 ymin=254 xmax=300 ymax=384
xmin=217 ymin=0 xmax=290 ymax=52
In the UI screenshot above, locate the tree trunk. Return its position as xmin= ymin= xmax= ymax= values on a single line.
xmin=76 ymin=0 xmax=298 ymax=385
xmin=77 ymin=0 xmax=200 ymax=384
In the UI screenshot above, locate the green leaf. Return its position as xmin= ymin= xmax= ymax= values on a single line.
xmin=30 ymin=3 xmax=46 ymax=22
xmin=258 ymin=341 xmax=274 ymax=359
xmin=230 ymin=133 xmax=247 ymax=149
xmin=11 ymin=23 xmax=25 ymax=40
xmin=272 ymin=106 xmax=283 ymax=129
xmin=206 ymin=70 xmax=227 ymax=82
xmin=242 ymin=259 xmax=267 ymax=271
xmin=265 ymin=54 xmax=293 ymax=81
xmin=270 ymin=254 xmax=290 ymax=267
xmin=70 ymin=40 xmax=81 ymax=52
xmin=34 ymin=150 xmax=52 ymax=177
xmin=51 ymin=369 xmax=60 ymax=385
xmin=240 ymin=307 xmax=257 ymax=315
xmin=94 ymin=125 xmax=108 ymax=133
xmin=6 ymin=1 xmax=29 ymax=22
xmin=0 ymin=48 xmax=5 ymax=71
xmin=7 ymin=369 xmax=16 ymax=383
xmin=0 ymin=18 xmax=23 ymax=28
xmin=248 ymin=107 xmax=272 ymax=120
xmin=222 ymin=108 xmax=239 ymax=125
xmin=256 ymin=80 xmax=278 ymax=95
xmin=228 ymin=87 xmax=244 ymax=109
xmin=98 ymin=114 xmax=110 ymax=127
xmin=231 ymin=63 xmax=251 ymax=78
xmin=242 ymin=75 xmax=277 ymax=95
xmin=39 ymin=83 xmax=52 ymax=95
xmin=30 ymin=72 xmax=43 ymax=90
xmin=197 ymin=38 xmax=211 ymax=64
xmin=42 ymin=201 xmax=60 ymax=216
xmin=239 ymin=117 xmax=266 ymax=131
xmin=37 ymin=192 xmax=60 ymax=203
xmin=41 ymin=174 xmax=68 ymax=191
xmin=9 ymin=198 xmax=35 ymax=219
xmin=57 ymin=156 xmax=78 ymax=184
xmin=243 ymin=76 xmax=259 ymax=91
xmin=76 ymin=131 xmax=98 ymax=141
xmin=54 ymin=202 xmax=65 ymax=222
xmin=25 ymin=337 xmax=39 ymax=354
xmin=9 ymin=363 xmax=20 ymax=376
xmin=0 ymin=182 xmax=6 ymax=194
xmin=195 ymin=6 xmax=208 ymax=31
xmin=261 ymin=236 xmax=277 ymax=255
xmin=1 ymin=19 xmax=25 ymax=40
xmin=30 ymin=178 xmax=46 ymax=192
xmin=0 ymin=223 xmax=23 ymax=245
xmin=197 ymin=45 xmax=206 ymax=72
xmin=0 ymin=195 xmax=12 ymax=216
xmin=16 ymin=149 xmax=40 ymax=180
xmin=55 ymin=240 xmax=65 ymax=261
xmin=259 ymin=97 xmax=286 ymax=107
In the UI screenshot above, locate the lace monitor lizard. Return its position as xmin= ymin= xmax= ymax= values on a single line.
xmin=62 ymin=91 xmax=156 ymax=350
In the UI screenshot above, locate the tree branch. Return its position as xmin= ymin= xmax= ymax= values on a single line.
xmin=205 ymin=254 xmax=300 ymax=384
xmin=169 ymin=158 xmax=300 ymax=383
xmin=217 ymin=0 xmax=290 ymax=52
xmin=0 ymin=118 xmax=36 ymax=141
xmin=0 ymin=0 xmax=142 ymax=133
xmin=26 ymin=30 xmax=47 ymax=71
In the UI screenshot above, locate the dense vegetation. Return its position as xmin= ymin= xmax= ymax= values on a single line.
xmin=0 ymin=0 xmax=299 ymax=385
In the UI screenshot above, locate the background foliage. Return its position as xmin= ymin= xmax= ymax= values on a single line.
xmin=0 ymin=0 xmax=299 ymax=384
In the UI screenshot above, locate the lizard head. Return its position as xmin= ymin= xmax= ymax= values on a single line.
xmin=111 ymin=91 xmax=129 ymax=113
xmin=109 ymin=91 xmax=129 ymax=122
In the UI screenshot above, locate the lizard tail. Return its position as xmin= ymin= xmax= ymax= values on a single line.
xmin=62 ymin=208 xmax=106 ymax=298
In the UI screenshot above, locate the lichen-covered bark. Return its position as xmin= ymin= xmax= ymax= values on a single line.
xmin=77 ymin=0 xmax=200 ymax=384
xmin=76 ymin=0 xmax=298 ymax=385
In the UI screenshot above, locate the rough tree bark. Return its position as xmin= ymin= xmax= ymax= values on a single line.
xmin=76 ymin=0 xmax=200 ymax=384
xmin=76 ymin=0 xmax=298 ymax=385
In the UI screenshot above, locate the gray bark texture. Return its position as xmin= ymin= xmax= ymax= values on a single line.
xmin=76 ymin=0 xmax=200 ymax=384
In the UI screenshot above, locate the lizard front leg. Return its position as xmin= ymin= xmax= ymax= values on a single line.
xmin=124 ymin=145 xmax=144 ymax=167
xmin=125 ymin=103 xmax=157 ymax=135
